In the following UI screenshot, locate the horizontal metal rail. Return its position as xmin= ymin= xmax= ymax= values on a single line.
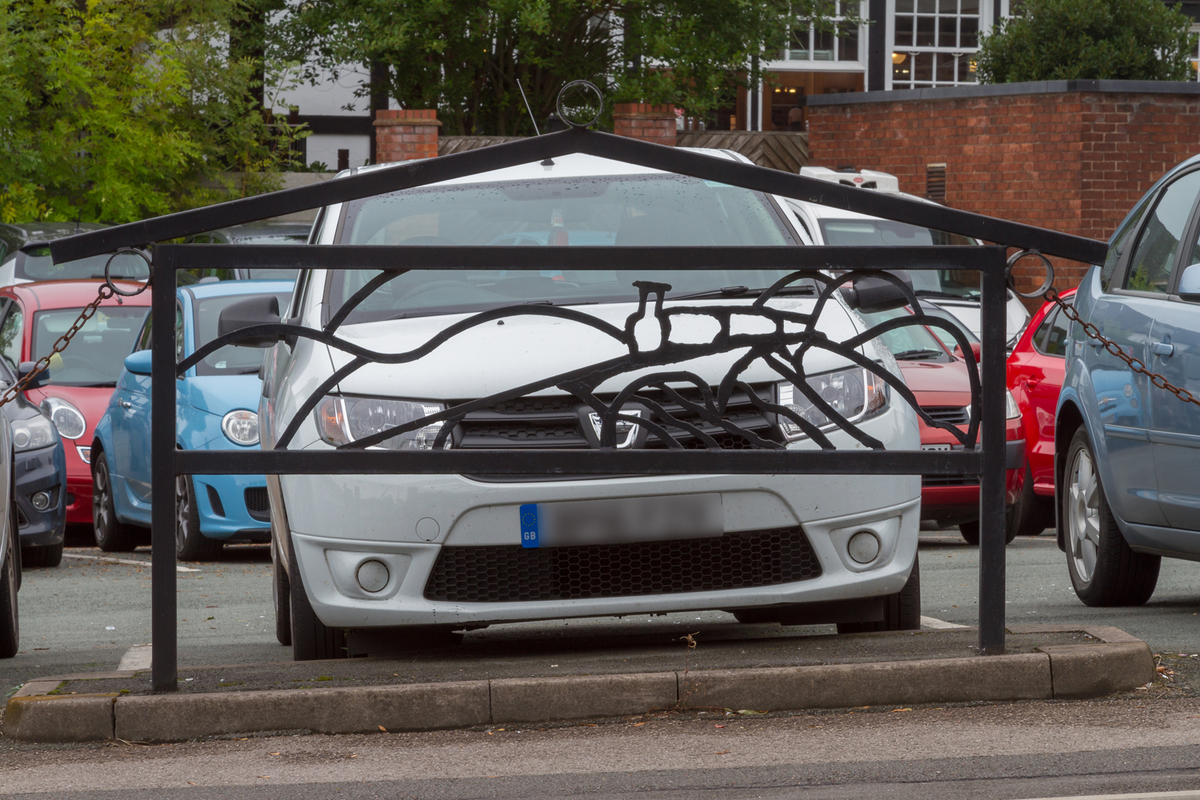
xmin=177 ymin=449 xmax=985 ymax=475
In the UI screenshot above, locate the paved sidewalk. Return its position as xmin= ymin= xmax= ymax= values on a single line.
xmin=2 ymin=624 xmax=1155 ymax=744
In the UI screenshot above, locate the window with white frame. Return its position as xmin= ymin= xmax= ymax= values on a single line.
xmin=1191 ymin=24 xmax=1200 ymax=80
xmin=783 ymin=1 xmax=862 ymax=62
xmin=892 ymin=0 xmax=981 ymax=89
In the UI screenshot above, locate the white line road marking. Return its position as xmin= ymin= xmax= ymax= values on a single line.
xmin=920 ymin=615 xmax=969 ymax=630
xmin=117 ymin=644 xmax=152 ymax=671
xmin=61 ymin=552 xmax=201 ymax=573
xmin=1018 ymin=793 xmax=1200 ymax=800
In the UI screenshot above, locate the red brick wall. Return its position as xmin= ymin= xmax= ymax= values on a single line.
xmin=374 ymin=109 xmax=440 ymax=162
xmin=806 ymin=90 xmax=1200 ymax=302
xmin=613 ymin=103 xmax=677 ymax=147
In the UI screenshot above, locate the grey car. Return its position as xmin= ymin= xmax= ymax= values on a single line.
xmin=1056 ymin=153 xmax=1200 ymax=606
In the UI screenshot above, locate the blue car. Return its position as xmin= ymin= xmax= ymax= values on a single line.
xmin=1056 ymin=153 xmax=1200 ymax=606
xmin=91 ymin=280 xmax=294 ymax=561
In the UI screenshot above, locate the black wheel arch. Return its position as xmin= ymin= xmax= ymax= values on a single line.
xmin=1054 ymin=400 xmax=1085 ymax=553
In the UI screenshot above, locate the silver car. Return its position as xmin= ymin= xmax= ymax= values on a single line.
xmin=252 ymin=152 xmax=923 ymax=660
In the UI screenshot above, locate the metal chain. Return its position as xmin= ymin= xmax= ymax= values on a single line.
xmin=0 ymin=250 xmax=152 ymax=409
xmin=1009 ymin=250 xmax=1200 ymax=411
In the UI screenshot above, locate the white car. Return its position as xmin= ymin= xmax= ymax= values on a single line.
xmin=248 ymin=152 xmax=923 ymax=660
xmin=785 ymin=167 xmax=1031 ymax=349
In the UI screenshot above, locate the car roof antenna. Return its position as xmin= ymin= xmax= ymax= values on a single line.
xmin=518 ymin=79 xmax=554 ymax=167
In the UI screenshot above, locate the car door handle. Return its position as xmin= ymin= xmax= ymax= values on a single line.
xmin=1151 ymin=341 xmax=1175 ymax=358
xmin=118 ymin=400 xmax=133 ymax=409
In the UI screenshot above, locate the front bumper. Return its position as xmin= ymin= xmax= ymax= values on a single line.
xmin=14 ymin=445 xmax=66 ymax=548
xmin=193 ymin=473 xmax=271 ymax=542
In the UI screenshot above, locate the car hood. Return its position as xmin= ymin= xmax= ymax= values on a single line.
xmin=182 ymin=375 xmax=264 ymax=416
xmin=893 ymin=359 xmax=971 ymax=405
xmin=325 ymin=298 xmax=871 ymax=400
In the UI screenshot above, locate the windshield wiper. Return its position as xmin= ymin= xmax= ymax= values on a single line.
xmin=914 ymin=289 xmax=979 ymax=300
xmin=892 ymin=349 xmax=946 ymax=361
xmin=669 ymin=284 xmax=816 ymax=301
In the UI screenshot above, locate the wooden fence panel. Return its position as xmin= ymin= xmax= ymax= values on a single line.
xmin=676 ymin=131 xmax=809 ymax=172
xmin=439 ymin=136 xmax=525 ymax=156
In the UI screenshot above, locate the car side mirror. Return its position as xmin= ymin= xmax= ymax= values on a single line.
xmin=124 ymin=350 xmax=153 ymax=376
xmin=840 ymin=270 xmax=914 ymax=314
xmin=1178 ymin=263 xmax=1200 ymax=302
xmin=954 ymin=342 xmax=983 ymax=363
xmin=17 ymin=361 xmax=48 ymax=390
xmin=217 ymin=295 xmax=282 ymax=348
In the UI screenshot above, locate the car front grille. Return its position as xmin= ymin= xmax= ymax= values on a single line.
xmin=451 ymin=385 xmax=780 ymax=451
xmin=423 ymin=525 xmax=821 ymax=603
xmin=921 ymin=406 xmax=970 ymax=426
xmin=244 ymin=488 xmax=271 ymax=521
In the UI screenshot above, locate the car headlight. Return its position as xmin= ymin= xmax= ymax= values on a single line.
xmin=40 ymin=397 xmax=86 ymax=440
xmin=1006 ymin=389 xmax=1021 ymax=420
xmin=221 ymin=410 xmax=260 ymax=446
xmin=11 ymin=415 xmax=57 ymax=452
xmin=776 ymin=366 xmax=889 ymax=441
xmin=316 ymin=396 xmax=449 ymax=450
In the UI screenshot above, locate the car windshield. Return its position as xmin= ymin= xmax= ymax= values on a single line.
xmin=859 ymin=307 xmax=949 ymax=361
xmin=18 ymin=248 xmax=151 ymax=283
xmin=916 ymin=300 xmax=980 ymax=350
xmin=245 ymin=268 xmax=299 ymax=281
xmin=192 ymin=293 xmax=292 ymax=376
xmin=817 ymin=219 xmax=981 ymax=300
xmin=330 ymin=173 xmax=796 ymax=324
xmin=33 ymin=307 xmax=149 ymax=386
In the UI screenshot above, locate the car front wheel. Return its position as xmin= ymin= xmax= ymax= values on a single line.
xmin=288 ymin=537 xmax=346 ymax=661
xmin=1063 ymin=427 xmax=1160 ymax=606
xmin=175 ymin=475 xmax=222 ymax=562
xmin=92 ymin=452 xmax=139 ymax=553
xmin=837 ymin=553 xmax=921 ymax=634
xmin=0 ymin=511 xmax=20 ymax=659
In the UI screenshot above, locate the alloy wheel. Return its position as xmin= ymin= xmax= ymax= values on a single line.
xmin=1067 ymin=446 xmax=1100 ymax=583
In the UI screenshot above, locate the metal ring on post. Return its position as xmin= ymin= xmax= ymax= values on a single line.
xmin=105 ymin=248 xmax=153 ymax=297
xmin=556 ymin=80 xmax=604 ymax=129
xmin=1006 ymin=249 xmax=1055 ymax=299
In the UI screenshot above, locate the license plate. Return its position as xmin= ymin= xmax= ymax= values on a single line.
xmin=921 ymin=443 xmax=953 ymax=451
xmin=519 ymin=494 xmax=723 ymax=548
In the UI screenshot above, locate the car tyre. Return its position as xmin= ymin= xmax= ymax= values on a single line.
xmin=958 ymin=508 xmax=1018 ymax=547
xmin=21 ymin=542 xmax=63 ymax=569
xmin=1010 ymin=464 xmax=1053 ymax=537
xmin=288 ymin=537 xmax=346 ymax=661
xmin=837 ymin=553 xmax=921 ymax=634
xmin=174 ymin=475 xmax=222 ymax=562
xmin=92 ymin=452 xmax=139 ymax=553
xmin=0 ymin=511 xmax=20 ymax=659
xmin=272 ymin=540 xmax=292 ymax=646
xmin=1063 ymin=427 xmax=1160 ymax=606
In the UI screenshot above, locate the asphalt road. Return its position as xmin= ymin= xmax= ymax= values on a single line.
xmin=2 ymin=528 xmax=1199 ymax=799
xmin=3 ymin=527 xmax=1198 ymax=698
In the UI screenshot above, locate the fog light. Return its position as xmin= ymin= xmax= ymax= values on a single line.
xmin=30 ymin=491 xmax=51 ymax=511
xmin=356 ymin=560 xmax=390 ymax=593
xmin=847 ymin=530 xmax=881 ymax=564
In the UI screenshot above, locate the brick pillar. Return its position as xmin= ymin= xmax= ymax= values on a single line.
xmin=612 ymin=103 xmax=677 ymax=147
xmin=373 ymin=109 xmax=440 ymax=163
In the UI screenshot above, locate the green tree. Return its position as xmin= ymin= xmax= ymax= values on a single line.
xmin=272 ymin=1 xmax=851 ymax=136
xmin=976 ymin=0 xmax=1197 ymax=84
xmin=0 ymin=0 xmax=305 ymax=224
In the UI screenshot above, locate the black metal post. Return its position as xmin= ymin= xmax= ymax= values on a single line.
xmin=977 ymin=249 xmax=1008 ymax=654
xmin=150 ymin=248 xmax=178 ymax=692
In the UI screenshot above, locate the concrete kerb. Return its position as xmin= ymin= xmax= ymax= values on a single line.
xmin=3 ymin=626 xmax=1157 ymax=744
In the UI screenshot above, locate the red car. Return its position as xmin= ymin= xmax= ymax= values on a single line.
xmin=1006 ymin=287 xmax=1075 ymax=538
xmin=865 ymin=307 xmax=1026 ymax=545
xmin=0 ymin=281 xmax=151 ymax=527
